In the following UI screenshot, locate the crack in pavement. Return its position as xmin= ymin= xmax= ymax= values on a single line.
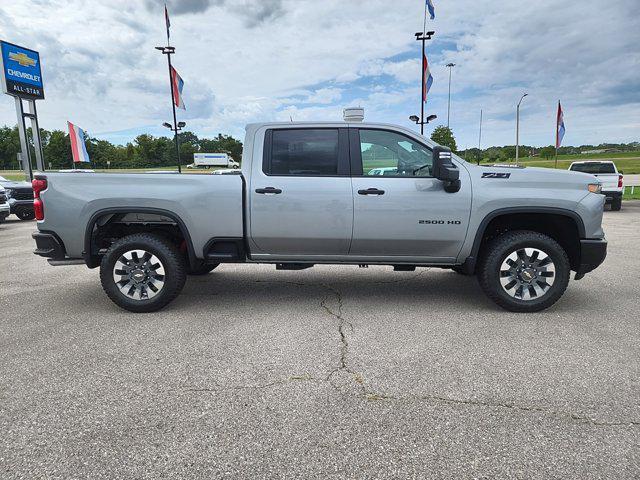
xmin=235 ymin=275 xmax=640 ymax=428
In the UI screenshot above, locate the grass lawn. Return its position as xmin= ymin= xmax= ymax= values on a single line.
xmin=623 ymin=188 xmax=640 ymax=200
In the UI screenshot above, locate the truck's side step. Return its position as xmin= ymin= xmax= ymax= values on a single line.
xmin=276 ymin=263 xmax=314 ymax=270
xmin=393 ymin=265 xmax=416 ymax=271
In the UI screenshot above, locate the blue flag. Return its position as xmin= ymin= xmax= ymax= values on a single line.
xmin=426 ymin=0 xmax=435 ymax=20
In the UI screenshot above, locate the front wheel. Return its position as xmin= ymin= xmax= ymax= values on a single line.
xmin=100 ymin=233 xmax=186 ymax=313
xmin=17 ymin=210 xmax=35 ymax=220
xmin=478 ymin=230 xmax=570 ymax=312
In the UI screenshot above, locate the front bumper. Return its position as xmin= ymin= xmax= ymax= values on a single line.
xmin=575 ymin=238 xmax=607 ymax=277
xmin=32 ymin=231 xmax=66 ymax=260
xmin=0 ymin=203 xmax=9 ymax=215
xmin=8 ymin=198 xmax=34 ymax=215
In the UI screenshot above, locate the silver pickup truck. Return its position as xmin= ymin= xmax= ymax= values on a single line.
xmin=32 ymin=121 xmax=607 ymax=313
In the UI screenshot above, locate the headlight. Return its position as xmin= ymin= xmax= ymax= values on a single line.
xmin=588 ymin=183 xmax=602 ymax=194
xmin=4 ymin=189 xmax=12 ymax=198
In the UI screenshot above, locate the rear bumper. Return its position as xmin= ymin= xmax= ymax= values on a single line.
xmin=602 ymin=190 xmax=622 ymax=202
xmin=576 ymin=238 xmax=607 ymax=276
xmin=32 ymin=231 xmax=66 ymax=259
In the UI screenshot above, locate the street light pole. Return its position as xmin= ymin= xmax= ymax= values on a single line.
xmin=155 ymin=45 xmax=182 ymax=173
xmin=415 ymin=31 xmax=434 ymax=136
xmin=446 ymin=63 xmax=455 ymax=128
xmin=477 ymin=109 xmax=483 ymax=165
xmin=515 ymin=93 xmax=528 ymax=163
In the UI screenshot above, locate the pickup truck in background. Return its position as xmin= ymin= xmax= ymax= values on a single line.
xmin=0 ymin=185 xmax=9 ymax=223
xmin=569 ymin=161 xmax=623 ymax=210
xmin=32 ymin=122 xmax=607 ymax=313
xmin=0 ymin=175 xmax=35 ymax=220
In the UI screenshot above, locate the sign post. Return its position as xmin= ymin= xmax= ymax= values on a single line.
xmin=0 ymin=40 xmax=45 ymax=181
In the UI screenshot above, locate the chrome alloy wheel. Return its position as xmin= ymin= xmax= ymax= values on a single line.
xmin=112 ymin=249 xmax=165 ymax=300
xmin=499 ymin=247 xmax=556 ymax=301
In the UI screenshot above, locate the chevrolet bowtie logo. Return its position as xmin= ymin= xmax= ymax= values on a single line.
xmin=8 ymin=52 xmax=37 ymax=67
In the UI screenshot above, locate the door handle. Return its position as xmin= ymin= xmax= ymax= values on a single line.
xmin=358 ymin=188 xmax=385 ymax=195
xmin=255 ymin=187 xmax=282 ymax=194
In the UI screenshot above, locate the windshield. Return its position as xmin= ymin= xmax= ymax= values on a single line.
xmin=570 ymin=163 xmax=615 ymax=174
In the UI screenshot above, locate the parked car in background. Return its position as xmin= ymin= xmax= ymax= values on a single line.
xmin=568 ymin=161 xmax=623 ymax=211
xmin=0 ymin=175 xmax=35 ymax=220
xmin=58 ymin=169 xmax=95 ymax=173
xmin=0 ymin=185 xmax=9 ymax=223
xmin=211 ymin=168 xmax=242 ymax=175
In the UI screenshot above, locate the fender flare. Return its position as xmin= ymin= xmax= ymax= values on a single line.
xmin=83 ymin=207 xmax=197 ymax=269
xmin=462 ymin=207 xmax=586 ymax=273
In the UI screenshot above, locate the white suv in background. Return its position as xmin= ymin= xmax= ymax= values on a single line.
xmin=569 ymin=161 xmax=623 ymax=211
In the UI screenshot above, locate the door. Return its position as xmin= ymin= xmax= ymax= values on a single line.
xmin=350 ymin=128 xmax=471 ymax=261
xmin=249 ymin=127 xmax=353 ymax=257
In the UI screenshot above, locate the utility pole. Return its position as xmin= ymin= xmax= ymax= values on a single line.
xmin=477 ymin=109 xmax=483 ymax=165
xmin=446 ymin=63 xmax=455 ymax=128
xmin=515 ymin=93 xmax=528 ymax=163
xmin=415 ymin=30 xmax=434 ymax=135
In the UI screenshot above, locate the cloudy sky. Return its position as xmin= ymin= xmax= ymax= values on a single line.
xmin=1 ymin=0 xmax=638 ymax=148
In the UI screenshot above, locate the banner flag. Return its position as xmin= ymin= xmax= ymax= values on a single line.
xmin=67 ymin=121 xmax=90 ymax=163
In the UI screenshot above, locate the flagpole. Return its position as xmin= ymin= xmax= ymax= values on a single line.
xmin=555 ymin=100 xmax=559 ymax=169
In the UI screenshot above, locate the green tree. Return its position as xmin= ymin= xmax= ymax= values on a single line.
xmin=430 ymin=126 xmax=457 ymax=152
xmin=539 ymin=146 xmax=556 ymax=159
xmin=43 ymin=130 xmax=71 ymax=169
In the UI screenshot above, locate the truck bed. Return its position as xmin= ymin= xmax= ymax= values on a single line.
xmin=37 ymin=172 xmax=244 ymax=260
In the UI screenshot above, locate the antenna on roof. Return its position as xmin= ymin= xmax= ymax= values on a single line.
xmin=289 ymin=115 xmax=293 ymax=122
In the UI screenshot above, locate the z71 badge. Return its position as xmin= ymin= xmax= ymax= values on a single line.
xmin=482 ymin=172 xmax=511 ymax=178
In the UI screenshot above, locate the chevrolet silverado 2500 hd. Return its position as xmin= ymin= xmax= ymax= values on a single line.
xmin=32 ymin=122 xmax=607 ymax=313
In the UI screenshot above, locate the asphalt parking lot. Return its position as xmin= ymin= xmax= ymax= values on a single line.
xmin=1 ymin=204 xmax=639 ymax=479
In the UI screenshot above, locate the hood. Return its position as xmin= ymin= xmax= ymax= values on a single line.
xmin=0 ymin=180 xmax=32 ymax=189
xmin=470 ymin=163 xmax=600 ymax=186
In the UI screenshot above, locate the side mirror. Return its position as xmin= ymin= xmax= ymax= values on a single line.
xmin=432 ymin=146 xmax=460 ymax=193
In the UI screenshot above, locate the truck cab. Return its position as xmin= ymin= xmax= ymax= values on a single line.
xmin=569 ymin=161 xmax=623 ymax=210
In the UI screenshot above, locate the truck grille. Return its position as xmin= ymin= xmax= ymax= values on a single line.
xmin=12 ymin=189 xmax=34 ymax=201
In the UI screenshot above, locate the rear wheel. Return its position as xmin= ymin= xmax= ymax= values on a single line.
xmin=611 ymin=198 xmax=622 ymax=211
xmin=478 ymin=230 xmax=570 ymax=312
xmin=100 ymin=233 xmax=186 ymax=313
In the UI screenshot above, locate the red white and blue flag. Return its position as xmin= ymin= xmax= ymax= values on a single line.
xmin=426 ymin=0 xmax=435 ymax=20
xmin=67 ymin=121 xmax=90 ymax=163
xmin=423 ymin=53 xmax=433 ymax=103
xmin=170 ymin=65 xmax=185 ymax=110
xmin=556 ymin=101 xmax=565 ymax=148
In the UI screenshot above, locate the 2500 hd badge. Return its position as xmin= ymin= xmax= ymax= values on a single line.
xmin=419 ymin=219 xmax=462 ymax=225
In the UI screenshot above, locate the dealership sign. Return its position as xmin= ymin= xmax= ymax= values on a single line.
xmin=0 ymin=40 xmax=44 ymax=99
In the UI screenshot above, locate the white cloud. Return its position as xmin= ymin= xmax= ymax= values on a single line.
xmin=0 ymin=0 xmax=637 ymax=146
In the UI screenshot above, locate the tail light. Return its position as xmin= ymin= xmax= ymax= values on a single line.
xmin=32 ymin=177 xmax=47 ymax=221
xmin=618 ymin=175 xmax=623 ymax=188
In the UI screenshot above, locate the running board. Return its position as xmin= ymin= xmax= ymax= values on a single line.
xmin=276 ymin=263 xmax=314 ymax=270
xmin=48 ymin=259 xmax=86 ymax=266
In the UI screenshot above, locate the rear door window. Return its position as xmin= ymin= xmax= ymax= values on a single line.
xmin=266 ymin=129 xmax=341 ymax=176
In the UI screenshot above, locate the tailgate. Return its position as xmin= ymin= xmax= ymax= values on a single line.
xmin=592 ymin=173 xmax=618 ymax=190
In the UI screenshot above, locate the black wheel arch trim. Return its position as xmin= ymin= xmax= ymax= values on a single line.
xmin=462 ymin=207 xmax=586 ymax=274
xmin=84 ymin=207 xmax=198 ymax=269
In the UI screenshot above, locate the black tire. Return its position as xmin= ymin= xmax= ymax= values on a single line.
xmin=611 ymin=198 xmax=622 ymax=211
xmin=100 ymin=233 xmax=186 ymax=313
xmin=187 ymin=263 xmax=219 ymax=275
xmin=17 ymin=210 xmax=35 ymax=220
xmin=477 ymin=230 xmax=570 ymax=312
xmin=0 ymin=214 xmax=7 ymax=224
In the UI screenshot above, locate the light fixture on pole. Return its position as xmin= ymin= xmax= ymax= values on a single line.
xmin=409 ymin=114 xmax=437 ymax=128
xmin=515 ymin=93 xmax=528 ymax=163
xmin=415 ymin=30 xmax=435 ymax=135
xmin=446 ymin=63 xmax=455 ymax=128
